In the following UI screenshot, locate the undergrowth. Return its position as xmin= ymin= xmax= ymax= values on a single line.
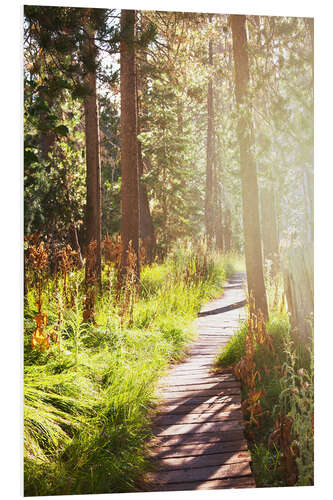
xmin=24 ymin=239 xmax=241 ymax=496
xmin=216 ymin=308 xmax=314 ymax=488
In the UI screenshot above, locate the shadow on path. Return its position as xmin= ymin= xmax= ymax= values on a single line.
xmin=198 ymin=299 xmax=247 ymax=318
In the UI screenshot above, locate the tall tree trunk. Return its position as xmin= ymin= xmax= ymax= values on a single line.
xmin=120 ymin=9 xmax=140 ymax=280
xmin=84 ymin=27 xmax=102 ymax=285
xmin=38 ymin=22 xmax=56 ymax=167
xmin=205 ymin=20 xmax=215 ymax=243
xmin=224 ymin=206 xmax=232 ymax=252
xmin=260 ymin=184 xmax=279 ymax=275
xmin=136 ymin=39 xmax=156 ymax=263
xmin=302 ymin=170 xmax=313 ymax=244
xmin=231 ymin=14 xmax=268 ymax=320
xmin=214 ymin=127 xmax=223 ymax=250
xmin=39 ymin=91 xmax=55 ymax=164
xmin=138 ymin=143 xmax=156 ymax=263
xmin=215 ymin=182 xmax=224 ymax=252
xmin=304 ymin=18 xmax=314 ymax=243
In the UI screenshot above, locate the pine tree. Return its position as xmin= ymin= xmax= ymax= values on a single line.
xmin=120 ymin=10 xmax=140 ymax=281
xmin=231 ymin=14 xmax=268 ymax=319
xmin=83 ymin=16 xmax=102 ymax=285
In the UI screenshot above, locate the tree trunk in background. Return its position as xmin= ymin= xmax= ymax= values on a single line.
xmin=302 ymin=170 xmax=313 ymax=244
xmin=215 ymin=189 xmax=224 ymax=252
xmin=69 ymin=224 xmax=84 ymax=268
xmin=214 ymin=133 xmax=224 ymax=252
xmin=138 ymin=142 xmax=156 ymax=263
xmin=212 ymin=136 xmax=219 ymax=246
xmin=39 ymin=92 xmax=55 ymax=164
xmin=205 ymin=22 xmax=215 ymax=243
xmin=260 ymin=184 xmax=279 ymax=275
xmin=84 ymin=28 xmax=102 ymax=285
xmin=305 ymin=18 xmax=314 ymax=85
xmin=224 ymin=207 xmax=232 ymax=252
xmin=39 ymin=21 xmax=56 ymax=167
xmin=136 ymin=33 xmax=156 ymax=263
xmin=177 ymin=99 xmax=183 ymax=135
xmin=231 ymin=14 xmax=268 ymax=320
xmin=283 ymin=243 xmax=313 ymax=344
xmin=120 ymin=9 xmax=140 ymax=280
xmin=304 ymin=18 xmax=314 ymax=244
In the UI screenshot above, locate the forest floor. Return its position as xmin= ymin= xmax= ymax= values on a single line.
xmin=144 ymin=273 xmax=256 ymax=491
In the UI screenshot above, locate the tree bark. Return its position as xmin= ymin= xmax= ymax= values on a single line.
xmin=231 ymin=14 xmax=268 ymax=319
xmin=84 ymin=27 xmax=102 ymax=285
xmin=120 ymin=9 xmax=140 ymax=280
xmin=215 ymin=185 xmax=224 ymax=252
xmin=260 ymin=184 xmax=279 ymax=275
xmin=39 ymin=92 xmax=55 ymax=164
xmin=138 ymin=143 xmax=156 ymax=263
xmin=224 ymin=206 xmax=232 ymax=252
xmin=136 ymin=38 xmax=156 ymax=263
xmin=205 ymin=21 xmax=215 ymax=243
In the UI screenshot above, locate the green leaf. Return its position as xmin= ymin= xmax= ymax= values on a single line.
xmin=24 ymin=150 xmax=38 ymax=166
xmin=55 ymin=125 xmax=69 ymax=137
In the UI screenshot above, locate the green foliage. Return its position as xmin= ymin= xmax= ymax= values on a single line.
xmin=251 ymin=443 xmax=284 ymax=487
xmin=24 ymin=243 xmax=229 ymax=495
xmin=216 ymin=320 xmax=247 ymax=367
xmin=55 ymin=124 xmax=69 ymax=136
xmin=24 ymin=138 xmax=86 ymax=236
xmin=216 ymin=313 xmax=313 ymax=487
xmin=278 ymin=335 xmax=314 ymax=486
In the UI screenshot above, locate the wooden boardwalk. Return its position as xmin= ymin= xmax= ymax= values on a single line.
xmin=145 ymin=272 xmax=255 ymax=491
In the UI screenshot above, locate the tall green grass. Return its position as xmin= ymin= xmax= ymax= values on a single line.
xmin=24 ymin=243 xmax=242 ymax=495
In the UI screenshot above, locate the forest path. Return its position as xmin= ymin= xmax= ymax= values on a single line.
xmin=145 ymin=272 xmax=256 ymax=491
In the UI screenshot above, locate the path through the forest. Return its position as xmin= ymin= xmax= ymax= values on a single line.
xmin=145 ymin=272 xmax=255 ymax=491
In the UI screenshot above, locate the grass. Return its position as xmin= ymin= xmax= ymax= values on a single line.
xmin=216 ymin=309 xmax=314 ymax=487
xmin=24 ymin=242 xmax=242 ymax=496
xmin=216 ymin=320 xmax=248 ymax=368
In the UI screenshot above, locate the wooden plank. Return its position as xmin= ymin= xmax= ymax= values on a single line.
xmin=167 ymin=368 xmax=230 ymax=375
xmin=155 ymin=408 xmax=243 ymax=426
xmin=158 ymin=401 xmax=241 ymax=415
xmin=189 ymin=345 xmax=225 ymax=349
xmin=159 ymin=395 xmax=242 ymax=406
xmin=167 ymin=364 xmax=213 ymax=370
xmin=153 ymin=430 xmax=245 ymax=447
xmin=160 ymin=381 xmax=240 ymax=392
xmin=162 ymin=381 xmax=239 ymax=390
xmin=156 ymin=450 xmax=251 ymax=470
xmin=179 ymin=359 xmax=217 ymax=364
xmin=164 ymin=372 xmax=234 ymax=379
xmin=155 ymin=476 xmax=255 ymax=490
xmin=150 ymin=439 xmax=248 ymax=458
xmin=162 ymin=387 xmax=241 ymax=399
xmin=190 ymin=343 xmax=226 ymax=346
xmin=165 ymin=369 xmax=214 ymax=376
xmin=160 ymin=374 xmax=235 ymax=385
xmin=171 ymin=362 xmax=213 ymax=368
xmin=155 ymin=420 xmax=244 ymax=436
xmin=148 ymin=461 xmax=252 ymax=484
